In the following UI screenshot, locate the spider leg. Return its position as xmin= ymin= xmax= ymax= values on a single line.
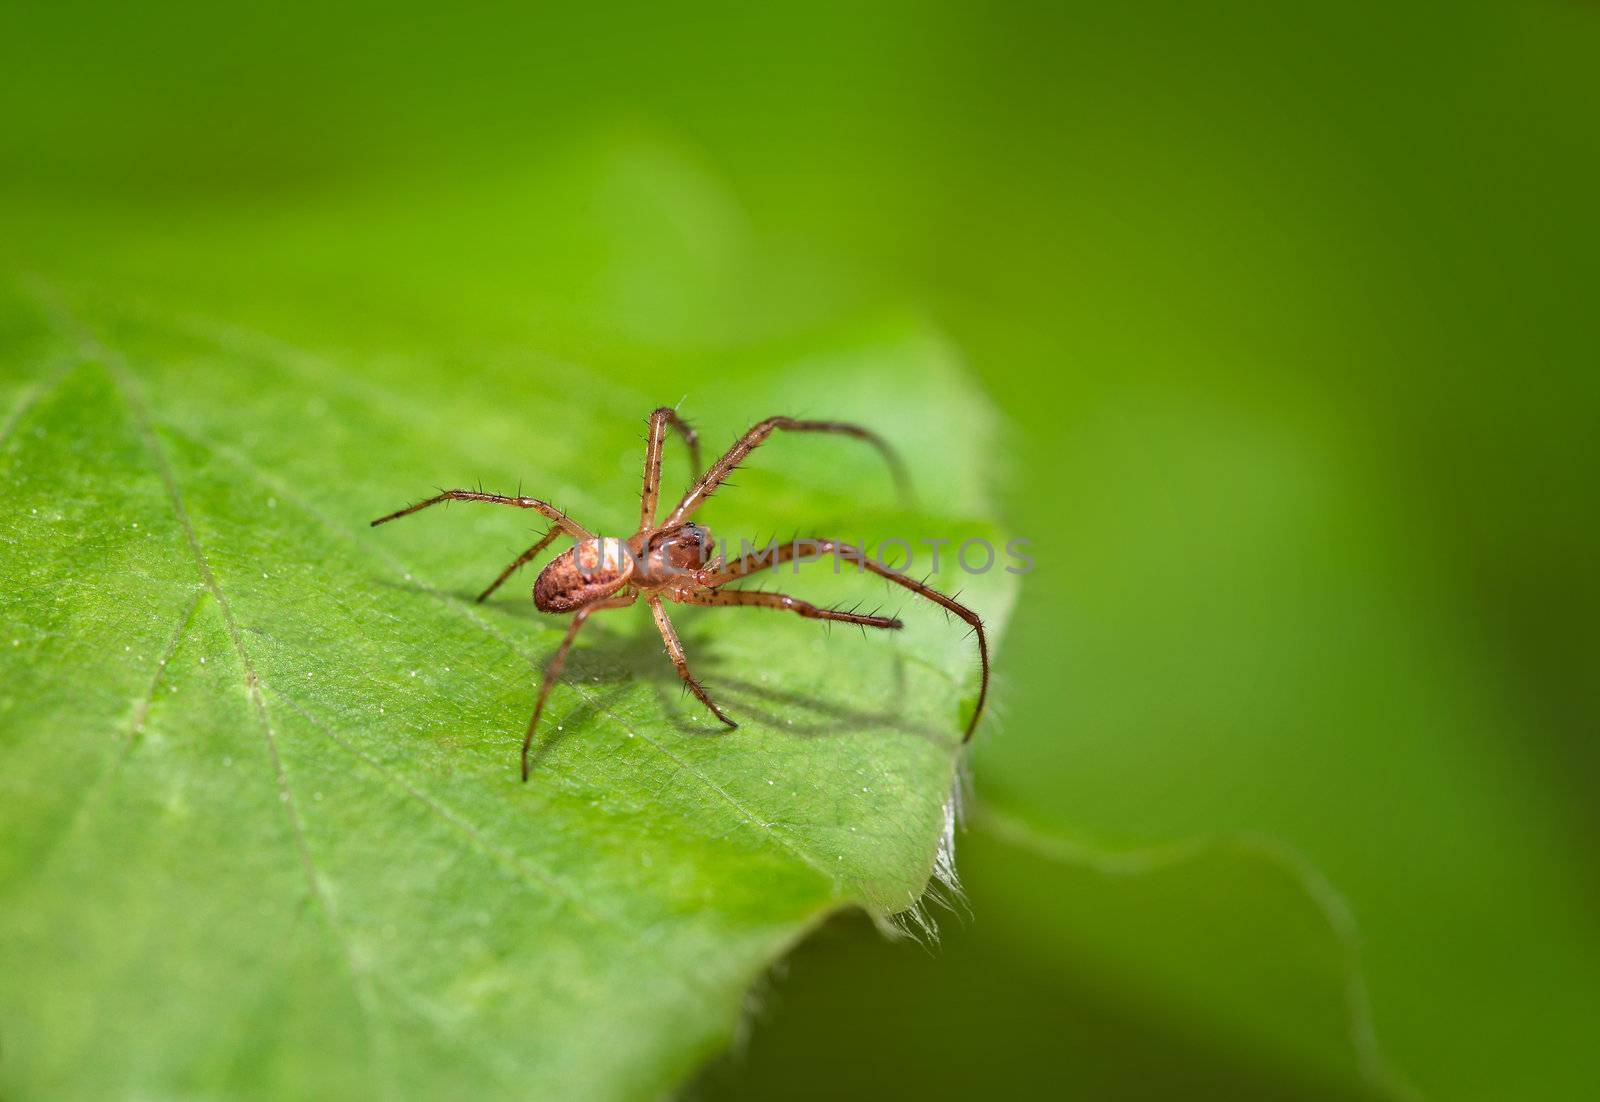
xmin=672 ymin=587 xmax=902 ymax=629
xmin=637 ymin=406 xmax=702 ymax=534
xmin=522 ymin=593 xmax=637 ymax=780
xmin=703 ymin=538 xmax=989 ymax=741
xmin=662 ymin=416 xmax=911 ymax=529
xmin=371 ymin=490 xmax=591 ymax=539
xmin=647 ymin=594 xmax=737 ymax=728
xmin=477 ymin=525 xmax=565 ymax=603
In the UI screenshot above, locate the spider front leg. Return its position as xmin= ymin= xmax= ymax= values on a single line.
xmin=522 ymin=593 xmax=637 ymax=780
xmin=638 ymin=407 xmax=702 ymax=534
xmin=647 ymin=594 xmax=737 ymax=729
xmin=705 ymin=537 xmax=989 ymax=741
xmin=371 ymin=490 xmax=591 ymax=539
xmin=371 ymin=490 xmax=592 ymax=606
xmin=663 ymin=415 xmax=911 ymax=529
xmin=477 ymin=525 xmax=564 ymax=603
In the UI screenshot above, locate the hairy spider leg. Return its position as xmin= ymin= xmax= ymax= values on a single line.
xmin=637 ymin=406 xmax=702 ymax=534
xmin=521 ymin=593 xmax=638 ymax=780
xmin=647 ymin=594 xmax=737 ymax=729
xmin=705 ymin=537 xmax=988 ymax=741
xmin=670 ymin=587 xmax=903 ymax=629
xmin=371 ymin=490 xmax=591 ymax=538
xmin=476 ymin=526 xmax=565 ymax=603
xmin=371 ymin=490 xmax=592 ymax=604
xmin=662 ymin=416 xmax=911 ymax=530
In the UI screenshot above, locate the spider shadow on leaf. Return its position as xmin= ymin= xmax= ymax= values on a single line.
xmin=472 ymin=594 xmax=954 ymax=762
xmin=641 ymin=609 xmax=950 ymax=747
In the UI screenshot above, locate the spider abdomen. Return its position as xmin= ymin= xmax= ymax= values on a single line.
xmin=534 ymin=538 xmax=634 ymax=612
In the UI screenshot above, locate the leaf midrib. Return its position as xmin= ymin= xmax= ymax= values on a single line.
xmin=45 ymin=300 xmax=401 ymax=1099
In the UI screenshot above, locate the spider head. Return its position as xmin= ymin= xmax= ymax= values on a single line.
xmin=648 ymin=523 xmax=716 ymax=576
xmin=679 ymin=523 xmax=715 ymax=558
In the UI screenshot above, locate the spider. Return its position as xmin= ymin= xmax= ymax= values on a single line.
xmin=372 ymin=408 xmax=990 ymax=779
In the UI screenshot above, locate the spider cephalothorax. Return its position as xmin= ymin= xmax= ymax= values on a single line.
xmin=639 ymin=522 xmax=715 ymax=581
xmin=373 ymin=409 xmax=989 ymax=779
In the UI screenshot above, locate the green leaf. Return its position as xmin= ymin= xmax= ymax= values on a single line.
xmin=0 ymin=228 xmax=1013 ymax=1096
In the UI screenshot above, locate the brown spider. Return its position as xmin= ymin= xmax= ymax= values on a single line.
xmin=372 ymin=408 xmax=990 ymax=779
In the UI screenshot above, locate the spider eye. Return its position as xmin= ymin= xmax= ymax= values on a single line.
xmin=685 ymin=524 xmax=715 ymax=554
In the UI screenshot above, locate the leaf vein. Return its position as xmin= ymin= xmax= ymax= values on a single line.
xmin=31 ymin=286 xmax=399 ymax=1100
xmin=264 ymin=685 xmax=617 ymax=929
xmin=0 ymin=590 xmax=208 ymax=900
xmin=0 ymin=357 xmax=74 ymax=456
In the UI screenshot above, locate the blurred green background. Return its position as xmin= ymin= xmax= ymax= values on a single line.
xmin=4 ymin=1 xmax=1597 ymax=1098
